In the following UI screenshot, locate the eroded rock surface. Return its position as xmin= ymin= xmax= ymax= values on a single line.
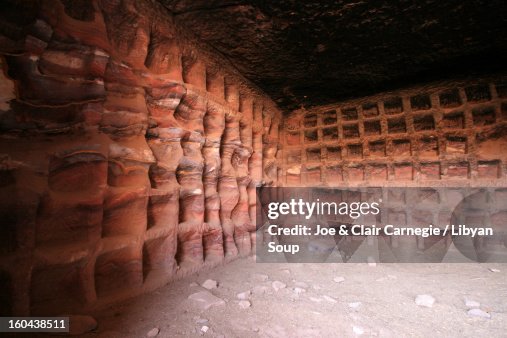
xmin=0 ymin=0 xmax=281 ymax=316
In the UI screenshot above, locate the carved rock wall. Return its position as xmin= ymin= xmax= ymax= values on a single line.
xmin=0 ymin=0 xmax=281 ymax=316
xmin=281 ymin=80 xmax=507 ymax=187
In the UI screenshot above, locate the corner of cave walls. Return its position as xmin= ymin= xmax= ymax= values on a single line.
xmin=0 ymin=0 xmax=281 ymax=316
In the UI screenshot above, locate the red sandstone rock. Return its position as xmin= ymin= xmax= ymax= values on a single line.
xmin=201 ymin=100 xmax=226 ymax=261
xmin=94 ymin=245 xmax=143 ymax=297
xmin=0 ymin=0 xmax=282 ymax=317
xmin=7 ymin=55 xmax=106 ymax=105
xmin=48 ymin=149 xmax=107 ymax=193
xmin=36 ymin=192 xmax=103 ymax=245
xmin=177 ymin=132 xmax=205 ymax=266
xmin=40 ymin=47 xmax=108 ymax=78
xmin=102 ymin=187 xmax=148 ymax=237
xmin=174 ymin=89 xmax=206 ymax=134
xmin=107 ymin=139 xmax=154 ymax=187
xmin=143 ymin=234 xmax=177 ymax=276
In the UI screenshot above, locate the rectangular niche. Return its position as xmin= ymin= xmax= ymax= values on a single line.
xmin=326 ymin=165 xmax=343 ymax=184
xmin=465 ymin=84 xmax=491 ymax=103
xmin=416 ymin=188 xmax=440 ymax=205
xmin=341 ymin=107 xmax=358 ymax=121
xmin=442 ymin=111 xmax=464 ymax=129
xmin=472 ymin=106 xmax=496 ymax=126
xmin=394 ymin=163 xmax=413 ymax=180
xmin=388 ymin=117 xmax=406 ymax=134
xmin=364 ymin=119 xmax=381 ymax=135
xmin=418 ymin=136 xmax=439 ymax=157
xmin=30 ymin=260 xmax=86 ymax=314
xmin=502 ymin=103 xmax=507 ymax=120
xmin=439 ymin=89 xmax=462 ymax=108
xmin=410 ymin=94 xmax=432 ymax=111
xmin=368 ymin=164 xmax=388 ymax=181
xmin=392 ymin=139 xmax=411 ymax=156
xmin=420 ymin=162 xmax=441 ymax=180
xmin=362 ymin=102 xmax=379 ymax=117
xmin=388 ymin=190 xmax=405 ymax=204
xmin=478 ymin=160 xmax=500 ymax=178
xmin=143 ymin=235 xmax=176 ymax=279
xmin=148 ymin=190 xmax=178 ymax=229
xmin=286 ymin=131 xmax=301 ymax=146
xmin=102 ymin=189 xmax=148 ymax=237
xmin=36 ymin=194 xmax=102 ymax=245
xmin=411 ymin=209 xmax=434 ymax=226
xmin=95 ymin=246 xmax=143 ymax=298
xmin=287 ymin=150 xmax=301 ymax=164
xmin=304 ymin=113 xmax=318 ymax=127
xmin=306 ymin=147 xmax=321 ymax=162
xmin=286 ymin=174 xmax=301 ymax=186
xmin=347 ymin=166 xmax=364 ymax=181
xmin=446 ymin=135 xmax=467 ymax=154
xmin=388 ymin=211 xmax=407 ymax=225
xmin=413 ymin=114 xmax=435 ymax=131
xmin=347 ymin=143 xmax=363 ymax=158
xmin=326 ymin=146 xmax=342 ymax=161
xmin=306 ymin=166 xmax=321 ymax=184
xmin=447 ymin=162 xmax=469 ymax=179
xmin=495 ymin=189 xmax=507 ymax=209
xmin=369 ymin=140 xmax=386 ymax=157
xmin=343 ymin=123 xmax=359 ymax=139
xmin=322 ymin=110 xmax=337 ymax=125
xmin=384 ymin=97 xmax=403 ymax=115
xmin=304 ymin=129 xmax=318 ymax=143
xmin=285 ymin=116 xmax=300 ymax=130
xmin=286 ymin=166 xmax=301 ymax=186
xmin=322 ymin=127 xmax=338 ymax=141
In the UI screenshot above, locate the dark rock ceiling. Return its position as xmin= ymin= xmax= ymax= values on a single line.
xmin=160 ymin=0 xmax=507 ymax=112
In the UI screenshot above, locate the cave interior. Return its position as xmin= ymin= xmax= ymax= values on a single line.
xmin=0 ymin=0 xmax=506 ymax=330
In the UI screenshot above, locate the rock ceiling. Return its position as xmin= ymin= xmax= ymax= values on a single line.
xmin=161 ymin=0 xmax=507 ymax=112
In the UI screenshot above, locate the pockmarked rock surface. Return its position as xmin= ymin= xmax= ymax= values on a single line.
xmin=0 ymin=0 xmax=281 ymax=316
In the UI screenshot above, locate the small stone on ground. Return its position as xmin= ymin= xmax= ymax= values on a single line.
xmin=201 ymin=279 xmax=218 ymax=290
xmin=323 ymin=295 xmax=337 ymax=303
xmin=294 ymin=281 xmax=309 ymax=288
xmin=272 ymin=281 xmax=286 ymax=291
xmin=252 ymin=273 xmax=269 ymax=281
xmin=294 ymin=287 xmax=306 ymax=294
xmin=238 ymin=300 xmax=251 ymax=309
xmin=333 ymin=276 xmax=345 ymax=283
xmin=415 ymin=294 xmax=435 ymax=308
xmin=237 ymin=291 xmax=251 ymax=300
xmin=467 ymin=308 xmax=491 ymax=319
xmin=465 ymin=299 xmax=480 ymax=308
xmin=188 ymin=291 xmax=225 ymax=310
xmin=147 ymin=327 xmax=159 ymax=337
xmin=353 ymin=326 xmax=365 ymax=335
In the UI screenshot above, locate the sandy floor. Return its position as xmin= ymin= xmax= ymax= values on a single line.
xmin=71 ymin=257 xmax=507 ymax=338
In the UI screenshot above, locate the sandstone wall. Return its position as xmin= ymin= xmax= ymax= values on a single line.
xmin=0 ymin=0 xmax=281 ymax=316
xmin=281 ymin=80 xmax=507 ymax=187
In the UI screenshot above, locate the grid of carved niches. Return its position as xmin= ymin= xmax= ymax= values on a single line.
xmin=313 ymin=187 xmax=507 ymax=230
xmin=283 ymin=82 xmax=507 ymax=185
